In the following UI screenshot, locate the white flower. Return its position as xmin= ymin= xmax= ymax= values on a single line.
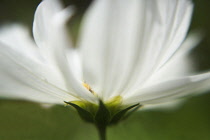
xmin=0 ymin=0 xmax=210 ymax=110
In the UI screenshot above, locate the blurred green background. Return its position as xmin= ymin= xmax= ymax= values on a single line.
xmin=0 ymin=0 xmax=210 ymax=140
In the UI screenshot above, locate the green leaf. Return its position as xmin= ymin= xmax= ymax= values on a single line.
xmin=64 ymin=101 xmax=94 ymax=123
xmin=110 ymin=103 xmax=141 ymax=125
xmin=95 ymin=100 xmax=111 ymax=125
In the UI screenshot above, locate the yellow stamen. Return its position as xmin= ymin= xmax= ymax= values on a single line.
xmin=83 ymin=82 xmax=91 ymax=91
xmin=82 ymin=82 xmax=97 ymax=96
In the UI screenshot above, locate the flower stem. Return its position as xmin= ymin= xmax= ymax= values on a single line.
xmin=96 ymin=124 xmax=107 ymax=140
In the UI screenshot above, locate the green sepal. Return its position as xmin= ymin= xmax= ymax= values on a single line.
xmin=95 ymin=100 xmax=111 ymax=125
xmin=110 ymin=103 xmax=141 ymax=125
xmin=64 ymin=101 xmax=94 ymax=123
xmin=65 ymin=97 xmax=142 ymax=126
xmin=105 ymin=96 xmax=122 ymax=116
xmin=123 ymin=104 xmax=142 ymax=120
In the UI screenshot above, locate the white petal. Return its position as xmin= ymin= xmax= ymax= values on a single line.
xmin=142 ymin=32 xmax=202 ymax=86
xmin=79 ymin=0 xmax=152 ymax=99
xmin=124 ymin=72 xmax=210 ymax=105
xmin=0 ymin=24 xmax=41 ymax=61
xmin=155 ymin=0 xmax=194 ymax=69
xmin=78 ymin=0 xmax=193 ymax=101
xmin=141 ymin=99 xmax=184 ymax=111
xmin=78 ymin=0 xmax=111 ymax=98
xmin=0 ymin=24 xmax=85 ymax=99
xmin=0 ymin=24 xmax=83 ymax=101
xmin=123 ymin=0 xmax=194 ymax=95
xmin=0 ymin=42 xmax=76 ymax=104
xmin=33 ymin=0 xmax=63 ymax=48
xmin=33 ymin=0 xmax=96 ymax=102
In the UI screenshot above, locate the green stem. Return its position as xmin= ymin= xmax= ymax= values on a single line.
xmin=96 ymin=124 xmax=107 ymax=140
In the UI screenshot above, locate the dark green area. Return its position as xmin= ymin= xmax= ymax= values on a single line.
xmin=0 ymin=0 xmax=210 ymax=140
xmin=0 ymin=94 xmax=210 ymax=140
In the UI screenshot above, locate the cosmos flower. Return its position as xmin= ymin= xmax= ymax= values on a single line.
xmin=0 ymin=0 xmax=210 ymax=126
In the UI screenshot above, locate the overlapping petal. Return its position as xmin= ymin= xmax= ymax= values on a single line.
xmin=78 ymin=0 xmax=195 ymax=101
xmin=124 ymin=72 xmax=210 ymax=105
xmin=0 ymin=39 xmax=74 ymax=104
xmin=33 ymin=0 xmax=96 ymax=102
xmin=0 ymin=0 xmax=209 ymax=109
xmin=0 ymin=0 xmax=97 ymax=104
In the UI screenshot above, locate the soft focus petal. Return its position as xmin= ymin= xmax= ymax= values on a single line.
xmin=0 ymin=24 xmax=41 ymax=61
xmin=0 ymin=24 xmax=75 ymax=96
xmin=0 ymin=42 xmax=76 ymax=104
xmin=124 ymin=72 xmax=210 ymax=105
xmin=141 ymin=100 xmax=184 ymax=111
xmin=33 ymin=0 xmax=96 ymax=102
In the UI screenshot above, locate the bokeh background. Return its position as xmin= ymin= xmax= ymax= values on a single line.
xmin=0 ymin=0 xmax=210 ymax=140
